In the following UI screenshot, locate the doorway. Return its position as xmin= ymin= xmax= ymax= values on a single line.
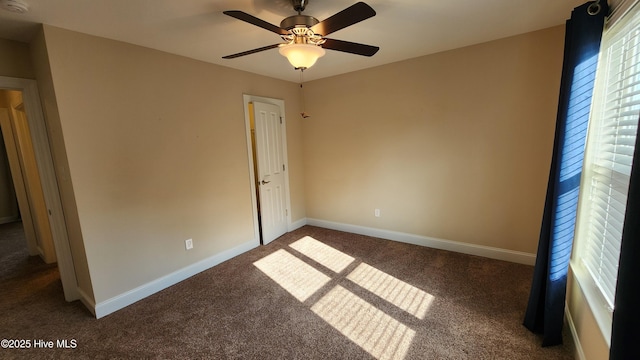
xmin=0 ymin=76 xmax=78 ymax=301
xmin=243 ymin=95 xmax=292 ymax=245
xmin=0 ymin=90 xmax=56 ymax=264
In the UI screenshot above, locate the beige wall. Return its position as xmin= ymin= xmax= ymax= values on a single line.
xmin=302 ymin=26 xmax=564 ymax=254
xmin=26 ymin=22 xmax=606 ymax=358
xmin=30 ymin=28 xmax=95 ymax=301
xmin=38 ymin=25 xmax=305 ymax=303
xmin=0 ymin=38 xmax=34 ymax=79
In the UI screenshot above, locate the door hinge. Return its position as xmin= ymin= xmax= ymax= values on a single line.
xmin=283 ymin=164 xmax=286 ymax=171
xmin=280 ymin=117 xmax=283 ymax=124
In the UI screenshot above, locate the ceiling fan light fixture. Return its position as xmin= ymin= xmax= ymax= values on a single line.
xmin=279 ymin=43 xmax=325 ymax=69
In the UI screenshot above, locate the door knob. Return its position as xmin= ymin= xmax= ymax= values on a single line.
xmin=261 ymin=180 xmax=271 ymax=185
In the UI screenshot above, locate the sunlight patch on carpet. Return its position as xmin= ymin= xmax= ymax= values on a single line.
xmin=289 ymin=236 xmax=355 ymax=273
xmin=253 ymin=249 xmax=331 ymax=302
xmin=254 ymin=236 xmax=435 ymax=359
xmin=311 ymin=285 xmax=415 ymax=360
xmin=347 ymin=263 xmax=434 ymax=319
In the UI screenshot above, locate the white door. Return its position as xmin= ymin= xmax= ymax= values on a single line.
xmin=253 ymin=101 xmax=288 ymax=244
xmin=11 ymin=105 xmax=57 ymax=263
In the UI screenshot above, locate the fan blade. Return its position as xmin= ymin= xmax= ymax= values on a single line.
xmin=222 ymin=44 xmax=281 ymax=59
xmin=311 ymin=2 xmax=376 ymax=36
xmin=322 ymin=38 xmax=379 ymax=57
xmin=223 ymin=10 xmax=288 ymax=35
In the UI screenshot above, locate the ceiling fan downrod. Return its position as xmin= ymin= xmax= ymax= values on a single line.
xmin=291 ymin=0 xmax=308 ymax=14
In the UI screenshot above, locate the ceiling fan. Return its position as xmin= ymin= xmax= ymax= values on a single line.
xmin=222 ymin=0 xmax=379 ymax=70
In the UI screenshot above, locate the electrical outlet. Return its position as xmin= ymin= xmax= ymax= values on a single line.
xmin=185 ymin=239 xmax=193 ymax=250
xmin=375 ymin=208 xmax=381 ymax=217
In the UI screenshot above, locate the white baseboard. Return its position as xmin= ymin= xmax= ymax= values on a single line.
xmin=566 ymin=304 xmax=586 ymax=360
xmin=289 ymin=218 xmax=307 ymax=231
xmin=90 ymin=218 xmax=535 ymax=318
xmin=78 ymin=288 xmax=96 ymax=317
xmin=305 ymin=218 xmax=536 ymax=265
xmin=93 ymin=238 xmax=260 ymax=319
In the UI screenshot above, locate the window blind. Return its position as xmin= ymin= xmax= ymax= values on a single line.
xmin=576 ymin=3 xmax=640 ymax=310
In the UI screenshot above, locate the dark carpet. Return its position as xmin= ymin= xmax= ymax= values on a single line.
xmin=0 ymin=221 xmax=575 ymax=359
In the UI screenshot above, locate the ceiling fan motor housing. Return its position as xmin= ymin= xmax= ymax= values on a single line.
xmin=280 ymin=15 xmax=319 ymax=30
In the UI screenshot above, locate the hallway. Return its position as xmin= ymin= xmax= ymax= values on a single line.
xmin=0 ymin=221 xmax=86 ymax=326
xmin=0 ymin=221 xmax=56 ymax=281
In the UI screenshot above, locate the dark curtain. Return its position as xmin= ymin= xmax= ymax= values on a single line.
xmin=610 ymin=117 xmax=640 ymax=359
xmin=523 ymin=1 xmax=607 ymax=346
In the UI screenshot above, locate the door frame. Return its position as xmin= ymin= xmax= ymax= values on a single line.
xmin=0 ymin=76 xmax=79 ymax=301
xmin=0 ymin=107 xmax=40 ymax=257
xmin=243 ymin=94 xmax=292 ymax=244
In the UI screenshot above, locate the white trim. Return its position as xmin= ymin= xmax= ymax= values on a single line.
xmin=0 ymin=108 xmax=40 ymax=256
xmin=0 ymin=76 xmax=79 ymax=301
xmin=93 ymin=239 xmax=259 ymax=319
xmin=290 ymin=217 xmax=307 ymax=231
xmin=243 ymin=95 xmax=260 ymax=246
xmin=565 ymin=304 xmax=586 ymax=360
xmin=242 ymin=94 xmax=293 ymax=243
xmin=569 ymin=261 xmax=613 ymax=347
xmin=78 ymin=288 xmax=96 ymax=317
xmin=306 ymin=218 xmax=536 ymax=265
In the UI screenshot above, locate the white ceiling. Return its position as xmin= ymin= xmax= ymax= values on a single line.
xmin=0 ymin=0 xmax=585 ymax=82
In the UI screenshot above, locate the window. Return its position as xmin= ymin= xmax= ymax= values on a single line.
xmin=573 ymin=1 xmax=640 ymax=344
